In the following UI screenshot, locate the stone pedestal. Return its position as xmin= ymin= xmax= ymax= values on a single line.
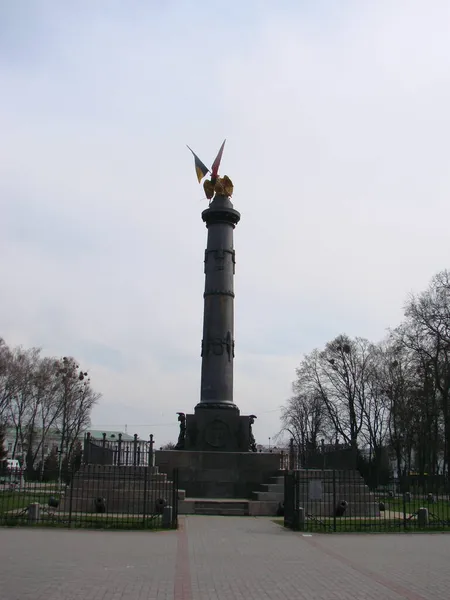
xmin=185 ymin=408 xmax=250 ymax=452
xmin=155 ymin=450 xmax=280 ymax=499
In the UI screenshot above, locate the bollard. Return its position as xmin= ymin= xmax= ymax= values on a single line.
xmin=162 ymin=505 xmax=173 ymax=528
xmin=298 ymin=507 xmax=305 ymax=531
xmin=28 ymin=503 xmax=41 ymax=524
xmin=417 ymin=507 xmax=429 ymax=528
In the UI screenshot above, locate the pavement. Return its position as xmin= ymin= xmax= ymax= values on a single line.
xmin=0 ymin=516 xmax=449 ymax=599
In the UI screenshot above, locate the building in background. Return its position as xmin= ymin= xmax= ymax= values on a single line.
xmin=2 ymin=427 xmax=132 ymax=466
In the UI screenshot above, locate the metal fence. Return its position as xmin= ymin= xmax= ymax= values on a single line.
xmin=0 ymin=464 xmax=178 ymax=530
xmin=283 ymin=469 xmax=450 ymax=532
xmin=84 ymin=432 xmax=155 ymax=467
xmin=278 ymin=441 xmax=356 ymax=471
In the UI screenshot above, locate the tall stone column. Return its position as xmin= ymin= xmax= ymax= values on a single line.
xmin=197 ymin=194 xmax=240 ymax=412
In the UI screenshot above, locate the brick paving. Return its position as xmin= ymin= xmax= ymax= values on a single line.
xmin=1 ymin=517 xmax=449 ymax=599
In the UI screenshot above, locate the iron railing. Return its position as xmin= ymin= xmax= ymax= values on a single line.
xmin=0 ymin=464 xmax=178 ymax=530
xmin=83 ymin=432 xmax=155 ymax=467
xmin=283 ymin=469 xmax=450 ymax=533
xmin=278 ymin=440 xmax=356 ymax=471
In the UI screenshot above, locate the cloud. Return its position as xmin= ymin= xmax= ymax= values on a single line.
xmin=1 ymin=1 xmax=449 ymax=444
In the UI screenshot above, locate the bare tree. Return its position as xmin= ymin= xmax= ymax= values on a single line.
xmin=0 ymin=339 xmax=15 ymax=426
xmin=360 ymin=345 xmax=390 ymax=462
xmin=281 ymin=270 xmax=450 ymax=479
xmin=295 ymin=336 xmax=375 ymax=452
xmin=54 ymin=357 xmax=100 ymax=480
xmin=27 ymin=357 xmax=62 ymax=477
xmin=0 ymin=340 xmax=101 ymax=479
xmin=280 ymin=390 xmax=330 ymax=451
xmin=8 ymin=347 xmax=41 ymax=460
xmin=403 ymin=270 xmax=450 ymax=474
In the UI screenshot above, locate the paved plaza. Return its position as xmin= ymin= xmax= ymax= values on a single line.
xmin=1 ymin=517 xmax=449 ymax=600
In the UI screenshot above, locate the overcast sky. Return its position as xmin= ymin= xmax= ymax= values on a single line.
xmin=1 ymin=1 xmax=449 ymax=446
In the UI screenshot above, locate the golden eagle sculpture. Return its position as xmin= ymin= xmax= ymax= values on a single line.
xmin=187 ymin=140 xmax=234 ymax=201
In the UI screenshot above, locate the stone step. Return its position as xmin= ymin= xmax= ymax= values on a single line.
xmin=269 ymin=477 xmax=284 ymax=485
xmin=186 ymin=499 xmax=250 ymax=516
xmin=74 ymin=473 xmax=167 ymax=481
xmin=73 ymin=477 xmax=171 ymax=487
xmin=77 ymin=467 xmax=161 ymax=477
xmin=277 ymin=469 xmax=363 ymax=478
xmin=254 ymin=493 xmax=374 ymax=503
xmin=65 ymin=489 xmax=174 ymax=497
xmin=268 ymin=478 xmax=368 ymax=488
xmin=193 ymin=501 xmax=249 ymax=509
xmin=81 ymin=465 xmax=159 ymax=471
xmin=71 ymin=480 xmax=169 ymax=488
xmin=194 ymin=507 xmax=248 ymax=516
xmin=259 ymin=483 xmax=284 ymax=494
xmin=260 ymin=482 xmax=370 ymax=494
xmin=253 ymin=491 xmax=282 ymax=501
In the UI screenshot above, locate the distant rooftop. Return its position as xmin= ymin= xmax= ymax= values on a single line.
xmin=88 ymin=429 xmax=135 ymax=441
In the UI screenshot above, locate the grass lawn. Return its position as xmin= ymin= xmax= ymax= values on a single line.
xmin=380 ymin=497 xmax=450 ymax=517
xmin=2 ymin=513 xmax=171 ymax=531
xmin=0 ymin=491 xmax=176 ymax=530
xmin=274 ymin=513 xmax=450 ymax=533
xmin=0 ymin=491 xmax=61 ymax=515
xmin=273 ymin=517 xmax=405 ymax=533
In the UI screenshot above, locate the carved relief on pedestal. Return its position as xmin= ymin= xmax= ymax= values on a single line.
xmin=201 ymin=331 xmax=234 ymax=361
xmin=205 ymin=419 xmax=229 ymax=448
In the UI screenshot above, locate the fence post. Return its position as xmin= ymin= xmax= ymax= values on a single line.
xmin=142 ymin=456 xmax=148 ymax=527
xmin=289 ymin=438 xmax=294 ymax=470
xmin=172 ymin=468 xmax=179 ymax=528
xmin=117 ymin=433 xmax=122 ymax=467
xmin=332 ymin=469 xmax=337 ymax=532
xmin=149 ymin=434 xmax=154 ymax=468
xmin=84 ymin=432 xmax=91 ymax=465
xmin=68 ymin=462 xmax=74 ymax=529
xmin=294 ymin=471 xmax=301 ymax=530
xmin=403 ymin=488 xmax=407 ymax=531
xmin=102 ymin=432 xmax=107 ymax=465
xmin=133 ymin=434 xmax=138 ymax=467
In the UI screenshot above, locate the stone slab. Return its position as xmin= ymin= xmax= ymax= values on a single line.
xmin=156 ymin=450 xmax=280 ymax=498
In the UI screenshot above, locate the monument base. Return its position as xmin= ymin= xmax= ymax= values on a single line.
xmin=185 ymin=407 xmax=251 ymax=452
xmin=155 ymin=450 xmax=281 ymax=499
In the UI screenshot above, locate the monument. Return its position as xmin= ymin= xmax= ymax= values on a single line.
xmin=154 ymin=142 xmax=280 ymax=502
xmin=183 ymin=142 xmax=255 ymax=451
xmin=184 ymin=175 xmax=253 ymax=452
